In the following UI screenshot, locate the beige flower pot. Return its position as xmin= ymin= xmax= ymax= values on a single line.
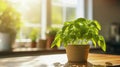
xmin=38 ymin=39 xmax=47 ymax=49
xmin=66 ymin=45 xmax=90 ymax=63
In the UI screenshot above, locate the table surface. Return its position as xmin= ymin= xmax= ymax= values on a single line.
xmin=0 ymin=53 xmax=120 ymax=67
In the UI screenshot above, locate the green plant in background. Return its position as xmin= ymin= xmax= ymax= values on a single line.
xmin=0 ymin=0 xmax=22 ymax=34
xmin=51 ymin=18 xmax=106 ymax=51
xmin=0 ymin=1 xmax=7 ymax=11
xmin=29 ymin=28 xmax=39 ymax=42
xmin=46 ymin=27 xmax=60 ymax=36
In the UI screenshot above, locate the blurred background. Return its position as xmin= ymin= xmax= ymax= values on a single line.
xmin=0 ymin=0 xmax=120 ymax=54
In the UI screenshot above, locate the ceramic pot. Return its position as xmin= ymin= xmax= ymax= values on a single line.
xmin=0 ymin=32 xmax=16 ymax=51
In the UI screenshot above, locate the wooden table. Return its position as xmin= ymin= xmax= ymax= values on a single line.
xmin=0 ymin=53 xmax=120 ymax=67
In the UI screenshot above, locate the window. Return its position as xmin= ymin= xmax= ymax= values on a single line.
xmin=6 ymin=0 xmax=93 ymax=49
xmin=8 ymin=0 xmax=41 ymax=42
xmin=51 ymin=0 xmax=77 ymax=27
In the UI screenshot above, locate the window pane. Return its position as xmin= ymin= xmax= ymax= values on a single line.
xmin=7 ymin=0 xmax=42 ymax=42
xmin=18 ymin=27 xmax=40 ymax=39
xmin=9 ymin=0 xmax=41 ymax=24
xmin=52 ymin=6 xmax=62 ymax=24
xmin=66 ymin=7 xmax=76 ymax=21
xmin=52 ymin=0 xmax=77 ymax=26
xmin=22 ymin=1 xmax=41 ymax=24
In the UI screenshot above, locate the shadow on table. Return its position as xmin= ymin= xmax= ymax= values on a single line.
xmin=53 ymin=62 xmax=120 ymax=67
xmin=53 ymin=62 xmax=92 ymax=67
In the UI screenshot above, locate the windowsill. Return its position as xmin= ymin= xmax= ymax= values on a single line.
xmin=0 ymin=48 xmax=104 ymax=58
xmin=0 ymin=48 xmax=65 ymax=58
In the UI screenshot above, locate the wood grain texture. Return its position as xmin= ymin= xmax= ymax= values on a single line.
xmin=0 ymin=53 xmax=119 ymax=67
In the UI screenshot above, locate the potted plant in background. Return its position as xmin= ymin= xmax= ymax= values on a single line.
xmin=51 ymin=18 xmax=106 ymax=63
xmin=0 ymin=1 xmax=22 ymax=51
xmin=46 ymin=27 xmax=60 ymax=49
xmin=38 ymin=38 xmax=47 ymax=49
xmin=29 ymin=28 xmax=39 ymax=48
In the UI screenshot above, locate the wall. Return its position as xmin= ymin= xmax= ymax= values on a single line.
xmin=93 ymin=0 xmax=120 ymax=40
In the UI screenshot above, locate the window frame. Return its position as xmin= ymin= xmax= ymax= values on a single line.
xmin=14 ymin=0 xmax=93 ymax=48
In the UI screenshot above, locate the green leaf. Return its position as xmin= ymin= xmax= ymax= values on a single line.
xmin=98 ymin=40 xmax=106 ymax=51
xmin=56 ymin=38 xmax=61 ymax=47
xmin=51 ymin=40 xmax=57 ymax=48
xmin=93 ymin=20 xmax=101 ymax=30
xmin=74 ymin=23 xmax=80 ymax=29
xmin=75 ymin=18 xmax=86 ymax=23
xmin=98 ymin=36 xmax=106 ymax=51
xmin=64 ymin=21 xmax=71 ymax=26
xmin=62 ymin=25 xmax=68 ymax=33
xmin=92 ymin=39 xmax=96 ymax=47
xmin=51 ymin=31 xmax=61 ymax=48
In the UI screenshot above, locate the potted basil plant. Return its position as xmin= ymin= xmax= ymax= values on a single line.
xmin=51 ymin=18 xmax=106 ymax=63
xmin=46 ymin=27 xmax=60 ymax=49
xmin=29 ymin=28 xmax=39 ymax=48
